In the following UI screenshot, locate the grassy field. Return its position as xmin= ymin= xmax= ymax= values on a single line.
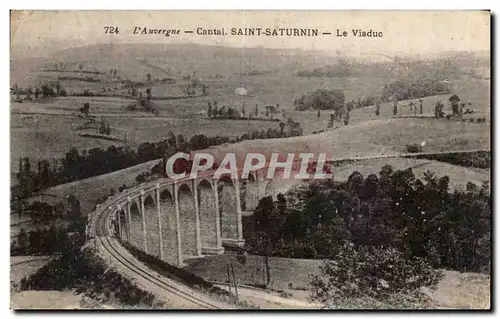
xmin=201 ymin=117 xmax=489 ymax=168
xmin=10 ymin=108 xmax=279 ymax=170
xmin=185 ymin=254 xmax=320 ymax=291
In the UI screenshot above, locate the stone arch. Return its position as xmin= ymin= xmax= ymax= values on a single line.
xmin=144 ymin=194 xmax=155 ymax=208
xmin=129 ymin=201 xmax=143 ymax=249
xmin=177 ymin=184 xmax=197 ymax=257
xmin=197 ymin=179 xmax=217 ymax=248
xmin=218 ymin=176 xmax=238 ymax=239
xmin=143 ymin=194 xmax=160 ymax=257
xmin=176 ymin=180 xmax=193 ymax=195
xmin=159 ymin=189 xmax=178 ymax=264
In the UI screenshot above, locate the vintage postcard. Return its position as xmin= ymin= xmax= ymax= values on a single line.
xmin=10 ymin=10 xmax=491 ymax=310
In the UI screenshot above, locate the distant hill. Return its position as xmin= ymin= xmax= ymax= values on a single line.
xmin=10 ymin=43 xmax=339 ymax=86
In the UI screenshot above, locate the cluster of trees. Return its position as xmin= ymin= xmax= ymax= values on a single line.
xmin=294 ymin=89 xmax=345 ymax=112
xmin=381 ymin=78 xmax=451 ymax=102
xmin=98 ymin=119 xmax=112 ymax=135
xmin=207 ymin=101 xmax=241 ymax=119
xmin=109 ymin=68 xmax=119 ymax=76
xmin=19 ymin=247 xmax=158 ymax=307
xmin=433 ymin=95 xmax=474 ymax=119
xmin=207 ymin=102 xmax=283 ymax=121
xmin=245 ymin=165 xmax=490 ymax=273
xmin=57 ymin=75 xmax=100 ymax=83
xmin=11 ymin=195 xmax=86 ymax=256
xmin=294 ymin=89 xmax=361 ymax=126
xmin=44 ymin=65 xmax=103 ymax=75
xmin=416 ymin=150 xmax=490 ymax=169
xmin=10 ymin=81 xmax=68 ymax=101
xmin=12 ymin=225 xmax=83 ymax=256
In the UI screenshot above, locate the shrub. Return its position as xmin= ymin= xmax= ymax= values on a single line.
xmin=309 ymin=245 xmax=443 ymax=305
xmin=406 ymin=143 xmax=422 ymax=153
xmin=279 ymin=291 xmax=293 ymax=298
xmin=135 ymin=173 xmax=146 ymax=183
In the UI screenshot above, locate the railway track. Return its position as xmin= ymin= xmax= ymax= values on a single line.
xmin=94 ymin=197 xmax=232 ymax=309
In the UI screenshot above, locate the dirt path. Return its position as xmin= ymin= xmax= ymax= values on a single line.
xmin=214 ymin=284 xmax=322 ymax=309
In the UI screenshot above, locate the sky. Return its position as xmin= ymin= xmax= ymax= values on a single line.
xmin=10 ymin=10 xmax=490 ymax=59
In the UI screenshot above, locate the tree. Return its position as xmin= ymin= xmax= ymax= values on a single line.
xmin=252 ymin=196 xmax=278 ymax=286
xmin=265 ymin=105 xmax=277 ymax=120
xmin=213 ymin=102 xmax=219 ymax=118
xmin=294 ymin=89 xmax=345 ymax=113
xmin=449 ymin=94 xmax=460 ymax=115
xmin=207 ymin=102 xmax=213 ymax=118
xmin=459 ymin=103 xmax=465 ymax=117
xmin=328 ymin=113 xmax=335 ymax=128
xmin=17 ymin=228 xmax=28 ymax=251
xmin=310 ymin=245 xmax=443 ymax=306
xmin=55 ymin=80 xmax=61 ymax=95
xmin=408 ymin=101 xmax=415 ymax=115
xmin=41 ymin=84 xmax=55 ymax=98
xmin=25 ymin=87 xmax=32 ymax=100
xmin=344 ymin=111 xmax=350 ymax=125
xmin=434 ymin=101 xmax=444 ymax=118
xmin=34 ymin=87 xmax=41 ymax=99
xmin=99 ymin=119 xmax=106 ymax=134
xmin=82 ymin=102 xmax=90 ymax=116
xmin=279 ymin=122 xmax=285 ymax=136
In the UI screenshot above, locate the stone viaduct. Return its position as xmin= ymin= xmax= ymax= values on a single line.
xmin=104 ymin=169 xmax=288 ymax=267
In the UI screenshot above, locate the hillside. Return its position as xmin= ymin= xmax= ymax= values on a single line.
xmin=11 ymin=43 xmax=337 ymax=86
